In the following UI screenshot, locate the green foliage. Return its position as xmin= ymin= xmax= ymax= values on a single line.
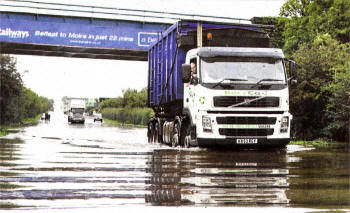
xmin=99 ymin=97 xmax=123 ymax=109
xmin=280 ymin=0 xmax=350 ymax=55
xmin=21 ymin=114 xmax=42 ymax=125
xmin=99 ymin=88 xmax=148 ymax=110
xmin=122 ymin=88 xmax=147 ymax=108
xmin=291 ymin=35 xmax=350 ymax=141
xmin=278 ymin=0 xmax=350 ymax=142
xmin=0 ymin=128 xmax=7 ymax=137
xmin=280 ymin=0 xmax=311 ymax=17
xmin=0 ymin=55 xmax=51 ymax=125
xmin=98 ymin=87 xmax=151 ymax=126
xmin=251 ymin=16 xmax=288 ymax=49
xmin=291 ymin=139 xmax=331 ymax=147
xmin=0 ymin=55 xmax=23 ymax=124
xmin=101 ymin=107 xmax=154 ymax=126
xmin=20 ymin=88 xmax=51 ymax=119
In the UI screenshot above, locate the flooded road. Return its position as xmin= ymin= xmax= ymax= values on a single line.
xmin=0 ymin=108 xmax=349 ymax=212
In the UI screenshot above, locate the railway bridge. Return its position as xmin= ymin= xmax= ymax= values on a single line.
xmin=0 ymin=0 xmax=251 ymax=60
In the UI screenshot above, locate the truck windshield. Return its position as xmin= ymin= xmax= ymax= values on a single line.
xmin=72 ymin=108 xmax=84 ymax=113
xmin=201 ymin=57 xmax=286 ymax=85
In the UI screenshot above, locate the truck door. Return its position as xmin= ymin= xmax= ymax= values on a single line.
xmin=184 ymin=58 xmax=199 ymax=113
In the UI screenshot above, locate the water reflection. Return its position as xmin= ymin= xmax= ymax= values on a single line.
xmin=286 ymin=144 xmax=350 ymax=209
xmin=1 ymin=128 xmax=349 ymax=210
xmin=0 ymin=138 xmax=26 ymax=208
xmin=145 ymin=149 xmax=290 ymax=206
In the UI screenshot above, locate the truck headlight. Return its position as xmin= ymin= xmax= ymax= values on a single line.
xmin=280 ymin=116 xmax=289 ymax=133
xmin=202 ymin=115 xmax=212 ymax=132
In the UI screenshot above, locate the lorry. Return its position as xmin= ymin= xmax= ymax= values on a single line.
xmin=147 ymin=21 xmax=296 ymax=148
xmin=68 ymin=99 xmax=86 ymax=124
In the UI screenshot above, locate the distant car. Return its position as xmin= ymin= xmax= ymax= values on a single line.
xmin=41 ymin=112 xmax=50 ymax=121
xmin=94 ymin=113 xmax=103 ymax=122
xmin=45 ymin=112 xmax=50 ymax=121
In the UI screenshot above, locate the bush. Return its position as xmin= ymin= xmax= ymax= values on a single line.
xmin=101 ymin=107 xmax=154 ymax=126
xmin=99 ymin=97 xmax=124 ymax=110
xmin=1 ymin=55 xmax=51 ymax=125
xmin=291 ymin=35 xmax=350 ymax=142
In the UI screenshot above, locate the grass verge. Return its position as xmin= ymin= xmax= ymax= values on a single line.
xmin=0 ymin=114 xmax=42 ymax=137
xmin=21 ymin=114 xmax=42 ymax=125
xmin=290 ymin=139 xmax=346 ymax=147
xmin=0 ymin=129 xmax=7 ymax=137
xmin=103 ymin=118 xmax=146 ymax=128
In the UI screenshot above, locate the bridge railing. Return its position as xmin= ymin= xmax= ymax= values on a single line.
xmin=0 ymin=0 xmax=252 ymax=24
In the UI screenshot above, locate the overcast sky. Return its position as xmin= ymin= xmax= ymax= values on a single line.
xmin=14 ymin=0 xmax=286 ymax=99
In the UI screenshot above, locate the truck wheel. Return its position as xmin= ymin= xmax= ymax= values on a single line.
xmin=148 ymin=123 xmax=154 ymax=143
xmin=172 ymin=122 xmax=180 ymax=147
xmin=183 ymin=123 xmax=194 ymax=148
xmin=184 ymin=135 xmax=191 ymax=148
xmin=154 ymin=122 xmax=160 ymax=143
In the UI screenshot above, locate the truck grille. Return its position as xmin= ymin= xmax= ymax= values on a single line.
xmin=217 ymin=117 xmax=276 ymax=125
xmin=219 ymin=129 xmax=274 ymax=136
xmin=75 ymin=113 xmax=84 ymax=118
xmin=213 ymin=96 xmax=280 ymax=108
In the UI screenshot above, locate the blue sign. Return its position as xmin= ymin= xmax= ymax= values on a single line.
xmin=0 ymin=16 xmax=167 ymax=50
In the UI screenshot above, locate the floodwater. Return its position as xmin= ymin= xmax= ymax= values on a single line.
xmin=0 ymin=107 xmax=349 ymax=212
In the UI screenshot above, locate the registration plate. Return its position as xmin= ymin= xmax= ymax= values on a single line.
xmin=236 ymin=138 xmax=258 ymax=144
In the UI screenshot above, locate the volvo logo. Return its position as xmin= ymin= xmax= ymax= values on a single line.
xmin=243 ymin=98 xmax=251 ymax=105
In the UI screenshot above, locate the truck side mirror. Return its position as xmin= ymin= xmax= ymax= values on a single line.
xmin=288 ymin=60 xmax=298 ymax=87
xmin=181 ymin=64 xmax=191 ymax=83
xmin=289 ymin=60 xmax=296 ymax=78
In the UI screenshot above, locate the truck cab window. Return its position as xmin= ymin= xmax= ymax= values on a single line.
xmin=190 ymin=59 xmax=198 ymax=85
xmin=201 ymin=57 xmax=286 ymax=87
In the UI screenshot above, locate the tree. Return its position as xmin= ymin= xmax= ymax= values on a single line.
xmin=280 ymin=0 xmax=350 ymax=55
xmin=122 ymin=88 xmax=147 ymax=108
xmin=251 ymin=16 xmax=288 ymax=49
xmin=291 ymin=34 xmax=350 ymax=141
xmin=1 ymin=55 xmax=51 ymax=125
xmin=99 ymin=97 xmax=123 ymax=110
xmin=280 ymin=0 xmax=311 ymax=17
xmin=0 ymin=55 xmax=23 ymax=124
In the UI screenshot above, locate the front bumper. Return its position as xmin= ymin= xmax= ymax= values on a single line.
xmin=72 ymin=117 xmax=85 ymax=121
xmin=197 ymin=138 xmax=290 ymax=148
xmin=194 ymin=110 xmax=292 ymax=148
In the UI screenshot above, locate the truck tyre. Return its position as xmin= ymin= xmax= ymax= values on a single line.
xmin=154 ymin=122 xmax=160 ymax=143
xmin=172 ymin=122 xmax=180 ymax=147
xmin=184 ymin=135 xmax=191 ymax=148
xmin=183 ymin=122 xmax=196 ymax=148
xmin=148 ymin=122 xmax=154 ymax=143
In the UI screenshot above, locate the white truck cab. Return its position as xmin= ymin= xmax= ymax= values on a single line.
xmin=182 ymin=47 xmax=293 ymax=147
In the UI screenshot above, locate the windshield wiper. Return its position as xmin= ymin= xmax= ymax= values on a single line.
xmin=213 ymin=78 xmax=248 ymax=88
xmin=250 ymin=79 xmax=283 ymax=88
